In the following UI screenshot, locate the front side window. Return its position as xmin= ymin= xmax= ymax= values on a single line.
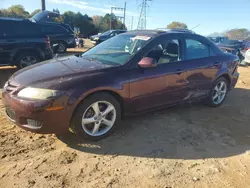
xmin=82 ymin=34 xmax=152 ymax=66
xmin=147 ymin=39 xmax=181 ymax=64
xmin=185 ymin=39 xmax=209 ymax=60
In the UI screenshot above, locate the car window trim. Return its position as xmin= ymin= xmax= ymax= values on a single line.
xmin=137 ymin=34 xmax=185 ymax=66
xmin=183 ymin=36 xmax=212 ymax=60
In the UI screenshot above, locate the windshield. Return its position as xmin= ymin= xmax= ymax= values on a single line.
xmin=31 ymin=11 xmax=47 ymax=22
xmin=82 ymin=34 xmax=152 ymax=66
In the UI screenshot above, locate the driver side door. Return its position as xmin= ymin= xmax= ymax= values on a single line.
xmin=129 ymin=35 xmax=189 ymax=112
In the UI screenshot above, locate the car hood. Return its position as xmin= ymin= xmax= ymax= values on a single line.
xmin=11 ymin=55 xmax=113 ymax=87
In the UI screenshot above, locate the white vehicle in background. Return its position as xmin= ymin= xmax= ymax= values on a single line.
xmin=244 ymin=49 xmax=250 ymax=65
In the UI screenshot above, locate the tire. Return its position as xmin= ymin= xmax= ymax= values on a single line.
xmin=57 ymin=42 xmax=67 ymax=53
xmin=206 ymin=77 xmax=229 ymax=107
xmin=15 ymin=53 xmax=40 ymax=69
xmin=70 ymin=92 xmax=121 ymax=141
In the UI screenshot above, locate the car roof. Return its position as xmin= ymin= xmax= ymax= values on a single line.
xmin=125 ymin=29 xmax=196 ymax=37
xmin=0 ymin=17 xmax=25 ymax=21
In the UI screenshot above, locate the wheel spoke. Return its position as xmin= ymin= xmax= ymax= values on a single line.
xmin=219 ymin=82 xmax=225 ymax=90
xmin=102 ymin=118 xmax=113 ymax=127
xmin=92 ymin=102 xmax=100 ymax=115
xmin=214 ymin=85 xmax=219 ymax=92
xmin=213 ymin=93 xmax=219 ymax=100
xmin=82 ymin=117 xmax=95 ymax=124
xmin=92 ymin=123 xmax=100 ymax=135
xmin=102 ymin=105 xmax=114 ymax=116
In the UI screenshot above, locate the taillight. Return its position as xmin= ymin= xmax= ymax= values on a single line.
xmin=244 ymin=47 xmax=250 ymax=52
xmin=45 ymin=36 xmax=50 ymax=47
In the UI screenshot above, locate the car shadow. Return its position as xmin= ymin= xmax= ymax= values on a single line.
xmin=58 ymin=87 xmax=250 ymax=159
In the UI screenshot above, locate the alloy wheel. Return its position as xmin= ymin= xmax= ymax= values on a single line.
xmin=57 ymin=43 xmax=66 ymax=53
xmin=212 ymin=80 xmax=227 ymax=105
xmin=81 ymin=101 xmax=116 ymax=137
xmin=20 ymin=56 xmax=37 ymax=68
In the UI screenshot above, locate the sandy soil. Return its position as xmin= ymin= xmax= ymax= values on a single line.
xmin=1 ymin=65 xmax=250 ymax=188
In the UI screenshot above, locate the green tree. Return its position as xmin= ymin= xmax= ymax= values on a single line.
xmin=7 ymin=5 xmax=30 ymax=18
xmin=167 ymin=21 xmax=188 ymax=29
xmin=98 ymin=13 xmax=126 ymax=32
xmin=225 ymin=29 xmax=250 ymax=40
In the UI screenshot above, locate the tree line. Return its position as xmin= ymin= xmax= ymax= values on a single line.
xmin=0 ymin=5 xmax=126 ymax=37
xmin=1 ymin=5 xmax=249 ymax=40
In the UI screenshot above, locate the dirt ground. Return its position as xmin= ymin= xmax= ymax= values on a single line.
xmin=1 ymin=63 xmax=250 ymax=187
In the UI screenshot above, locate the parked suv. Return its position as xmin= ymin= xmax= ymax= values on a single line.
xmin=0 ymin=18 xmax=53 ymax=68
xmin=30 ymin=11 xmax=76 ymax=53
xmin=90 ymin=30 xmax=127 ymax=45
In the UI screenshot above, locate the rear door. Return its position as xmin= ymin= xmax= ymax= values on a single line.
xmin=183 ymin=37 xmax=220 ymax=99
xmin=40 ymin=24 xmax=69 ymax=43
xmin=0 ymin=21 xmax=23 ymax=65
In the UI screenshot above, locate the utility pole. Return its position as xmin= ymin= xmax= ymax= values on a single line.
xmin=110 ymin=2 xmax=127 ymax=30
xmin=137 ymin=0 xmax=151 ymax=30
xmin=41 ymin=0 xmax=46 ymax=10
xmin=131 ymin=16 xmax=134 ymax=30
xmin=123 ymin=2 xmax=126 ymax=29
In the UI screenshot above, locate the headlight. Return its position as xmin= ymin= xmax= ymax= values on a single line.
xmin=17 ymin=87 xmax=59 ymax=100
xmin=94 ymin=37 xmax=99 ymax=40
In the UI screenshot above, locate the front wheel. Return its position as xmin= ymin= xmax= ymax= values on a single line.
xmin=206 ymin=77 xmax=229 ymax=107
xmin=70 ymin=93 xmax=121 ymax=141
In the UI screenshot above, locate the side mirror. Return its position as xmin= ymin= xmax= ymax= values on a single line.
xmin=138 ymin=57 xmax=157 ymax=68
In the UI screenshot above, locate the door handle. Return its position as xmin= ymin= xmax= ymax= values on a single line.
xmin=176 ymin=68 xmax=185 ymax=75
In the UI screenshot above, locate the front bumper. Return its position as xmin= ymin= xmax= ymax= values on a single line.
xmin=2 ymin=91 xmax=71 ymax=135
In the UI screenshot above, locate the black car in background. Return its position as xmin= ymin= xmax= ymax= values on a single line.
xmin=30 ymin=11 xmax=76 ymax=53
xmin=90 ymin=30 xmax=127 ymax=45
xmin=0 ymin=18 xmax=53 ymax=68
xmin=218 ymin=40 xmax=244 ymax=61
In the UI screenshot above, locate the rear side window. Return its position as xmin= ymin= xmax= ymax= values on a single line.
xmin=42 ymin=25 xmax=67 ymax=34
xmin=185 ymin=39 xmax=209 ymax=60
xmin=1 ymin=21 xmax=42 ymax=37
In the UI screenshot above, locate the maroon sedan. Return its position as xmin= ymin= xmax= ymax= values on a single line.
xmin=2 ymin=29 xmax=239 ymax=141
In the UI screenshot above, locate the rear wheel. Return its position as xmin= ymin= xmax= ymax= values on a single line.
xmin=206 ymin=77 xmax=228 ymax=107
xmin=57 ymin=42 xmax=67 ymax=53
xmin=70 ymin=93 xmax=121 ymax=141
xmin=16 ymin=53 xmax=39 ymax=69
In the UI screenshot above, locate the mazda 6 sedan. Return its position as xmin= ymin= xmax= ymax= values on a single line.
xmin=2 ymin=29 xmax=239 ymax=141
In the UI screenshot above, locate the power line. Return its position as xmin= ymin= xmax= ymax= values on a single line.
xmin=137 ymin=0 xmax=151 ymax=30
xmin=110 ymin=2 xmax=127 ymax=30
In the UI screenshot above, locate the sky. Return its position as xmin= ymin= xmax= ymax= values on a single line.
xmin=1 ymin=0 xmax=250 ymax=35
